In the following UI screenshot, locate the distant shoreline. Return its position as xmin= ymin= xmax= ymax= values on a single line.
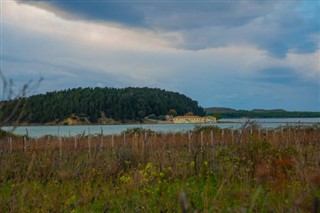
xmin=3 ymin=117 xmax=319 ymax=127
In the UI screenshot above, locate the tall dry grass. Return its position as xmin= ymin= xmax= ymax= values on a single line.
xmin=0 ymin=124 xmax=319 ymax=212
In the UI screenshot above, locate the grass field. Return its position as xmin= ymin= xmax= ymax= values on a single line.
xmin=0 ymin=124 xmax=319 ymax=212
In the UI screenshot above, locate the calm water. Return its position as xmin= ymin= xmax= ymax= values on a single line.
xmin=2 ymin=118 xmax=319 ymax=138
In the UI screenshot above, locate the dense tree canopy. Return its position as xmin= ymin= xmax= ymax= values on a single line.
xmin=1 ymin=87 xmax=205 ymax=124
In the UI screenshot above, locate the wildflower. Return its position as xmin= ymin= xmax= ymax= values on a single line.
xmin=145 ymin=163 xmax=153 ymax=172
xmin=120 ymin=175 xmax=131 ymax=184
xmin=159 ymin=172 xmax=165 ymax=178
xmin=190 ymin=161 xmax=195 ymax=168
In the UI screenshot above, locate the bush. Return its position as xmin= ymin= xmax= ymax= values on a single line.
xmin=0 ymin=129 xmax=21 ymax=140
xmin=193 ymin=125 xmax=221 ymax=134
xmin=122 ymin=127 xmax=154 ymax=135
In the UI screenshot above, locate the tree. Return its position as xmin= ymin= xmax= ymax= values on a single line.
xmin=206 ymin=112 xmax=221 ymax=120
xmin=138 ymin=110 xmax=145 ymax=119
xmin=168 ymin=109 xmax=177 ymax=117
xmin=184 ymin=111 xmax=194 ymax=116
xmin=213 ymin=112 xmax=221 ymax=120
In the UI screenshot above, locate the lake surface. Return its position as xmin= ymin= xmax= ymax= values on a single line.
xmin=2 ymin=118 xmax=319 ymax=138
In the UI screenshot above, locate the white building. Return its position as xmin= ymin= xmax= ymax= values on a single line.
xmin=173 ymin=116 xmax=217 ymax=124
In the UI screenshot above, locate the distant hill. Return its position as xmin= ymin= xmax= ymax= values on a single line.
xmin=251 ymin=109 xmax=287 ymax=113
xmin=205 ymin=107 xmax=320 ymax=118
xmin=1 ymin=87 xmax=205 ymax=124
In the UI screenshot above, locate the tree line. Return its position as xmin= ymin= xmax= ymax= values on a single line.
xmin=1 ymin=87 xmax=205 ymax=124
xmin=207 ymin=110 xmax=320 ymax=119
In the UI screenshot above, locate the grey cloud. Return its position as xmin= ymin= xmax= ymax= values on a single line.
xmin=17 ymin=0 xmax=272 ymax=29
xmin=140 ymin=1 xmax=273 ymax=30
xmin=176 ymin=1 xmax=319 ymax=57
xmin=16 ymin=0 xmax=146 ymax=27
xmin=16 ymin=0 xmax=319 ymax=57
xmin=142 ymin=1 xmax=319 ymax=57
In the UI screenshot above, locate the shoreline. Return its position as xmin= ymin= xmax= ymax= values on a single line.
xmin=2 ymin=118 xmax=320 ymax=127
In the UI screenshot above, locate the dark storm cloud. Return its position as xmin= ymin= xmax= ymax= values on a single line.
xmin=17 ymin=0 xmax=319 ymax=57
xmin=17 ymin=0 xmax=270 ymax=28
xmin=16 ymin=0 xmax=146 ymax=27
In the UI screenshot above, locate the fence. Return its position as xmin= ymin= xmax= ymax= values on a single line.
xmin=1 ymin=126 xmax=318 ymax=155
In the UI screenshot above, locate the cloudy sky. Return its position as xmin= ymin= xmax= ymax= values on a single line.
xmin=1 ymin=0 xmax=319 ymax=111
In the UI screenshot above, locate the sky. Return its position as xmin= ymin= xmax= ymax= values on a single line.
xmin=1 ymin=0 xmax=319 ymax=111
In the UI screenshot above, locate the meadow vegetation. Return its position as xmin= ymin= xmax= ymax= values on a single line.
xmin=0 ymin=124 xmax=319 ymax=212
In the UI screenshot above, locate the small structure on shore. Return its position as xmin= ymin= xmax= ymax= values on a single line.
xmin=173 ymin=116 xmax=217 ymax=124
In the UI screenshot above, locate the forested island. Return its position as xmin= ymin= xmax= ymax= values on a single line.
xmin=1 ymin=87 xmax=205 ymax=125
xmin=1 ymin=87 xmax=319 ymax=125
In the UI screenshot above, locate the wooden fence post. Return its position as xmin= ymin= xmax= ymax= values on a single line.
xmin=100 ymin=127 xmax=103 ymax=151
xmin=59 ymin=136 xmax=62 ymax=161
xmin=74 ymin=137 xmax=77 ymax=151
xmin=266 ymin=129 xmax=268 ymax=140
xmin=238 ymin=129 xmax=242 ymax=144
xmin=24 ymin=128 xmax=29 ymax=152
xmin=149 ymin=132 xmax=155 ymax=150
xmin=23 ymin=136 xmax=27 ymax=153
xmin=172 ymin=132 xmax=176 ymax=147
xmin=143 ymin=132 xmax=147 ymax=152
xmin=200 ymin=131 xmax=204 ymax=149
xmin=231 ymin=129 xmax=234 ymax=144
xmin=88 ymin=131 xmax=91 ymax=158
xmin=9 ymin=137 xmax=12 ymax=153
xmin=46 ymin=136 xmax=50 ymax=152
xmin=221 ymin=129 xmax=224 ymax=145
xmin=188 ymin=131 xmax=191 ymax=154
xmin=35 ymin=138 xmax=38 ymax=150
